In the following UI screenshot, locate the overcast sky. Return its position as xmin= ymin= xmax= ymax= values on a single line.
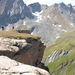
xmin=23 ymin=0 xmax=75 ymax=6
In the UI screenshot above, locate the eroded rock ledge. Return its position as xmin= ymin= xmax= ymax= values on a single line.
xmin=0 ymin=37 xmax=46 ymax=68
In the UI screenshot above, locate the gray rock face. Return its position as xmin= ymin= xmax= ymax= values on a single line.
xmin=0 ymin=0 xmax=33 ymax=25
xmin=67 ymin=4 xmax=73 ymax=14
xmin=29 ymin=21 xmax=63 ymax=46
xmin=44 ymin=50 xmax=71 ymax=63
xmin=28 ymin=2 xmax=41 ymax=13
xmin=0 ymin=56 xmax=50 ymax=75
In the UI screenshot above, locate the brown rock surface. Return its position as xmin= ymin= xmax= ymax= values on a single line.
xmin=0 ymin=37 xmax=46 ymax=68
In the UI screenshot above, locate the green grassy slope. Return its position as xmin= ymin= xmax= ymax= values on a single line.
xmin=43 ymin=31 xmax=75 ymax=75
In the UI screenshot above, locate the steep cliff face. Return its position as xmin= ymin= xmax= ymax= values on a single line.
xmin=67 ymin=4 xmax=73 ymax=14
xmin=0 ymin=37 xmax=46 ymax=68
xmin=0 ymin=0 xmax=33 ymax=25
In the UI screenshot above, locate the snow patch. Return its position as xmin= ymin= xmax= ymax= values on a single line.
xmin=47 ymin=15 xmax=50 ymax=19
xmin=56 ymin=36 xmax=60 ymax=39
xmin=35 ymin=15 xmax=42 ymax=22
xmin=23 ymin=21 xmax=26 ymax=25
xmin=32 ymin=11 xmax=43 ymax=16
xmin=62 ymin=29 xmax=67 ymax=32
xmin=52 ymin=24 xmax=54 ymax=26
xmin=59 ymin=25 xmax=62 ymax=27
xmin=31 ymin=32 xmax=34 ymax=35
xmin=70 ymin=23 xmax=73 ymax=26
xmin=52 ymin=24 xmax=57 ymax=27
xmin=32 ymin=11 xmax=43 ymax=22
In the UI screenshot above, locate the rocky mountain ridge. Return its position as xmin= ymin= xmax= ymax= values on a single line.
xmin=27 ymin=2 xmax=75 ymax=46
xmin=0 ymin=0 xmax=33 ymax=25
xmin=0 ymin=0 xmax=75 ymax=46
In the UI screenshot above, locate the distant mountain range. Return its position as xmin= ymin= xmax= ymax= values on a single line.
xmin=0 ymin=0 xmax=75 ymax=46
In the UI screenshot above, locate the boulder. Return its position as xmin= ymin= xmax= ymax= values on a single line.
xmin=0 ymin=37 xmax=46 ymax=68
xmin=0 ymin=56 xmax=50 ymax=75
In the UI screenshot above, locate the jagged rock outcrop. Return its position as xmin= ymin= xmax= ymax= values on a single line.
xmin=28 ymin=2 xmax=41 ymax=13
xmin=0 ymin=56 xmax=50 ymax=75
xmin=0 ymin=37 xmax=46 ymax=68
xmin=41 ymin=5 xmax=48 ymax=10
xmin=0 ymin=0 xmax=33 ymax=25
xmin=67 ymin=4 xmax=73 ymax=14
xmin=44 ymin=50 xmax=71 ymax=63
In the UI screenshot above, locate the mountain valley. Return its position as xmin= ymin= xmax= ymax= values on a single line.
xmin=0 ymin=0 xmax=75 ymax=75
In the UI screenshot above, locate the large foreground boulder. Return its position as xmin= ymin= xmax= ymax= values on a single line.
xmin=0 ymin=56 xmax=50 ymax=75
xmin=0 ymin=37 xmax=46 ymax=68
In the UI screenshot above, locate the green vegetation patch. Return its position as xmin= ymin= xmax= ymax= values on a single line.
xmin=46 ymin=50 xmax=75 ymax=75
xmin=43 ymin=31 xmax=75 ymax=61
xmin=0 ymin=30 xmax=40 ymax=40
xmin=42 ymin=30 xmax=75 ymax=75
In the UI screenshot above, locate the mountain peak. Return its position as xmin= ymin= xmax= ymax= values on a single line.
xmin=67 ymin=3 xmax=73 ymax=9
xmin=59 ymin=2 xmax=68 ymax=10
xmin=28 ymin=2 xmax=41 ymax=13
xmin=0 ymin=0 xmax=33 ymax=25
xmin=67 ymin=3 xmax=73 ymax=8
xmin=53 ymin=3 xmax=58 ymax=7
xmin=59 ymin=2 xmax=66 ymax=7
xmin=67 ymin=3 xmax=73 ymax=14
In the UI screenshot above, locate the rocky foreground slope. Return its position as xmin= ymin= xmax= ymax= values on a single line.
xmin=0 ymin=37 xmax=45 ymax=67
xmin=0 ymin=56 xmax=50 ymax=75
xmin=0 ymin=30 xmax=50 ymax=75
